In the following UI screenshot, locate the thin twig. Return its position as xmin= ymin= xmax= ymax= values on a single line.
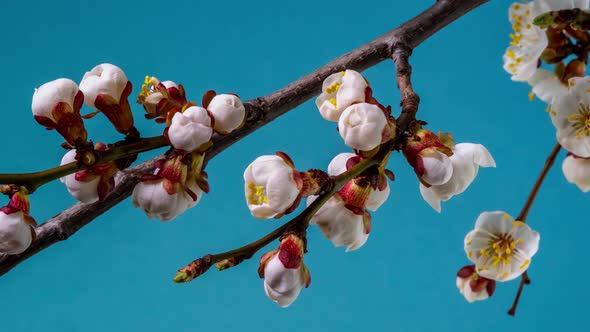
xmin=175 ymin=43 xmax=424 ymax=282
xmin=508 ymin=142 xmax=561 ymax=316
xmin=0 ymin=0 xmax=489 ymax=276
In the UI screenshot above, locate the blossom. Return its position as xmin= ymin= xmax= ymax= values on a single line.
xmin=132 ymin=178 xmax=202 ymax=221
xmin=503 ymin=1 xmax=590 ymax=81
xmin=137 ymin=77 xmax=187 ymax=122
xmin=315 ymin=70 xmax=368 ymax=122
xmin=206 ymin=93 xmax=246 ymax=134
xmin=326 ymin=152 xmax=390 ymax=212
xmin=338 ymin=103 xmax=388 ymax=151
xmin=527 ymin=69 xmax=568 ymax=103
xmin=168 ymin=106 xmax=213 ymax=153
xmin=503 ymin=2 xmax=548 ymax=81
xmin=550 ymin=76 xmax=590 ymax=157
xmin=456 ymin=265 xmax=496 ymax=303
xmin=59 ymin=145 xmax=119 ymax=203
xmin=31 ymin=78 xmax=87 ymax=145
xmin=79 ymin=63 xmax=135 ymax=135
xmin=243 ymin=154 xmax=301 ymax=219
xmin=258 ymin=234 xmax=310 ymax=307
xmin=562 ymin=153 xmax=590 ymax=192
xmin=420 ymin=143 xmax=495 ymax=212
xmin=0 ymin=192 xmax=36 ymax=255
xmin=403 ymin=130 xmax=454 ymax=186
xmin=464 ymin=211 xmax=540 ymax=282
xmin=308 ymin=195 xmax=370 ymax=252
xmin=0 ymin=210 xmax=35 ymax=255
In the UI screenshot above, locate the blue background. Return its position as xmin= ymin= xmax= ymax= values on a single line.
xmin=1 ymin=0 xmax=587 ymax=331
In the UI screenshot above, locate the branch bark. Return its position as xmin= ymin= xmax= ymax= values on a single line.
xmin=0 ymin=0 xmax=489 ymax=276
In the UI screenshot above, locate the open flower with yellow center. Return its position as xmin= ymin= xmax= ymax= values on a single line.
xmin=551 ymin=76 xmax=590 ymax=157
xmin=243 ymin=154 xmax=301 ymax=219
xmin=315 ymin=69 xmax=368 ymax=122
xmin=464 ymin=211 xmax=540 ymax=282
xmin=503 ymin=2 xmax=548 ymax=81
xmin=137 ymin=77 xmax=186 ymax=123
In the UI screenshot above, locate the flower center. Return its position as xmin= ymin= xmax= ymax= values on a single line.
xmin=479 ymin=229 xmax=525 ymax=269
xmin=138 ymin=75 xmax=159 ymax=102
xmin=247 ymin=182 xmax=268 ymax=205
xmin=568 ymin=103 xmax=590 ymax=139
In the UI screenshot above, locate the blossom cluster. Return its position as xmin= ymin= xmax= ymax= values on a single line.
xmin=0 ymin=63 xmax=247 ymax=255
xmin=504 ymin=0 xmax=590 ymax=192
xmin=244 ymin=69 xmax=497 ymax=307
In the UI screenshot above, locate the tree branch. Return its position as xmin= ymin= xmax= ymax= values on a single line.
xmin=508 ymin=142 xmax=562 ymax=316
xmin=0 ymin=0 xmax=489 ymax=276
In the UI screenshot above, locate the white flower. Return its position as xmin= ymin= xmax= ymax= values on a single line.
xmin=527 ymin=69 xmax=568 ymax=103
xmin=420 ymin=143 xmax=495 ymax=212
xmin=207 ymin=94 xmax=246 ymax=134
xmin=168 ymin=106 xmax=213 ymax=152
xmin=365 ymin=183 xmax=390 ymax=211
xmin=0 ymin=210 xmax=34 ymax=255
xmin=308 ymin=195 xmax=369 ymax=251
xmin=244 ymin=155 xmax=300 ymax=219
xmin=419 ymin=149 xmax=453 ymax=186
xmin=315 ymin=70 xmax=368 ymax=122
xmin=60 ymin=150 xmax=102 ymax=203
xmin=259 ymin=235 xmax=310 ymax=307
xmin=456 ymin=265 xmax=495 ymax=303
xmin=338 ymin=103 xmax=387 ymax=151
xmin=550 ymin=76 xmax=590 ymax=157
xmin=327 ymin=152 xmax=390 ymax=211
xmin=32 ymin=78 xmax=80 ymax=121
xmin=503 ymin=1 xmax=590 ymax=81
xmin=464 ymin=211 xmax=540 ymax=282
xmin=132 ymin=179 xmax=202 ymax=221
xmin=562 ymin=154 xmax=590 ymax=192
xmin=79 ymin=63 xmax=128 ymax=108
xmin=503 ymin=2 xmax=547 ymax=82
xmin=142 ymin=80 xmax=179 ymax=115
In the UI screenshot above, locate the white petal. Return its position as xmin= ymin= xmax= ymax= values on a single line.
xmin=420 ymin=150 xmax=453 ymax=186
xmin=327 ymin=152 xmax=356 ymax=176
xmin=207 ymin=94 xmax=246 ymax=134
xmin=527 ymin=69 xmax=568 ymax=103
xmin=168 ymin=106 xmax=213 ymax=152
xmin=79 ymin=63 xmax=128 ymax=108
xmin=338 ymin=103 xmax=387 ymax=151
xmin=419 ymin=184 xmax=441 ymax=212
xmin=365 ymin=182 xmax=390 ymax=211
xmin=32 ymin=78 xmax=79 ymax=120
xmin=562 ymin=155 xmax=590 ymax=192
xmin=0 ymin=211 xmax=33 ymax=255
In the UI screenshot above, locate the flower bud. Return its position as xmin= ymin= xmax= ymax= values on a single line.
xmin=244 ymin=154 xmax=301 ymax=219
xmin=0 ymin=210 xmax=35 ymax=255
xmin=456 ymin=265 xmax=495 ymax=303
xmin=32 ymin=78 xmax=87 ymax=145
xmin=168 ymin=106 xmax=213 ymax=153
xmin=79 ymin=63 xmax=135 ymax=135
xmin=562 ymin=153 xmax=590 ymax=192
xmin=132 ymin=178 xmax=202 ymax=221
xmin=207 ymin=93 xmax=246 ymax=134
xmin=60 ymin=145 xmax=120 ymax=203
xmin=403 ymin=130 xmax=454 ymax=186
xmin=338 ymin=103 xmax=388 ymax=151
xmin=315 ymin=70 xmax=368 ymax=122
xmin=258 ymin=234 xmax=310 ymax=307
xmin=308 ymin=195 xmax=370 ymax=251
